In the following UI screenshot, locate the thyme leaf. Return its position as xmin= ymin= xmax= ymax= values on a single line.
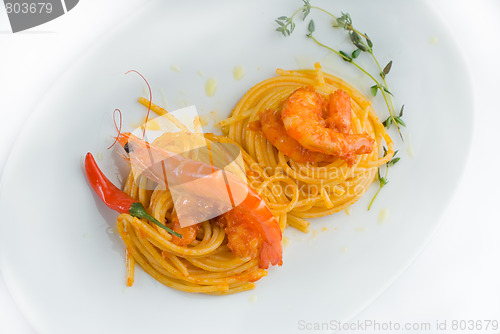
xmin=381 ymin=60 xmax=392 ymax=78
xmin=352 ymin=48 xmax=361 ymax=59
xmin=308 ymin=19 xmax=315 ymax=34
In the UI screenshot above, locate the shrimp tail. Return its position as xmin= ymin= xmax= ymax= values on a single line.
xmin=259 ymin=241 xmax=283 ymax=269
xmin=235 ymin=193 xmax=283 ymax=269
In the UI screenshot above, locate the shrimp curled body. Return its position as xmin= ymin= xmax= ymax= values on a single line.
xmin=281 ymin=87 xmax=374 ymax=165
xmin=259 ymin=108 xmax=335 ymax=164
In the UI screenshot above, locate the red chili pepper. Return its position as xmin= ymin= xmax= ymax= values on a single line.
xmin=84 ymin=152 xmax=182 ymax=238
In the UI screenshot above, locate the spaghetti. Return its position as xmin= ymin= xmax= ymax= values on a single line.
xmin=113 ymin=64 xmax=394 ymax=294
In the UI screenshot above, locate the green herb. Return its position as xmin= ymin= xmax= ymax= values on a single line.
xmin=382 ymin=86 xmax=393 ymax=96
xmin=339 ymin=50 xmax=352 ymax=62
xmin=368 ymin=150 xmax=400 ymax=210
xmin=307 ymin=19 xmax=315 ymax=35
xmin=386 ymin=150 xmax=400 ymax=167
xmin=381 ymin=60 xmax=392 ymax=78
xmin=275 ymin=1 xmax=407 ymax=209
xmin=129 ymin=202 xmax=182 ymax=238
xmin=275 ymin=0 xmax=312 ymax=36
xmin=352 ymin=48 xmax=361 ymax=59
xmin=368 ymin=169 xmax=388 ymax=210
xmin=383 ymin=105 xmax=405 ymax=129
xmin=382 ymin=116 xmax=392 ymax=129
xmin=386 ymin=157 xmax=400 ymax=167
xmin=394 ymin=116 xmax=406 ymax=127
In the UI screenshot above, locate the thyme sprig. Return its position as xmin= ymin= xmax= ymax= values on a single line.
xmin=368 ymin=149 xmax=400 ymax=210
xmin=276 ymin=0 xmax=405 ymax=140
xmin=276 ymin=1 xmax=404 ymax=140
xmin=276 ymin=1 xmax=406 ymax=208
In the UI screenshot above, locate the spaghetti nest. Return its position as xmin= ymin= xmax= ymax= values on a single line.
xmin=220 ymin=65 xmax=394 ymax=229
xmin=116 ymin=134 xmax=268 ymax=295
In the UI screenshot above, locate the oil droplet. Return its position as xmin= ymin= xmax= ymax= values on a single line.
xmin=197 ymin=70 xmax=206 ymax=78
xmin=95 ymin=152 xmax=103 ymax=162
xmin=205 ymin=77 xmax=218 ymax=97
xmin=310 ymin=229 xmax=319 ymax=239
xmin=341 ymin=247 xmax=348 ymax=253
xmin=321 ymin=227 xmax=328 ymax=232
xmin=249 ymin=295 xmax=258 ymax=303
xmin=344 ymin=206 xmax=351 ymax=215
xmin=406 ymin=133 xmax=415 ymax=157
xmin=170 ymin=64 xmax=181 ymax=72
xmin=159 ymin=89 xmax=169 ymax=110
xmin=430 ymin=36 xmax=438 ymax=45
xmin=354 ymin=227 xmax=366 ymax=232
xmin=233 ymin=65 xmax=246 ymax=80
xmin=378 ymin=207 xmax=389 ymax=224
xmin=282 ymin=236 xmax=290 ymax=247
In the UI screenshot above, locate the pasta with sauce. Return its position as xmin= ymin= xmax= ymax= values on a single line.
xmin=113 ymin=63 xmax=393 ymax=294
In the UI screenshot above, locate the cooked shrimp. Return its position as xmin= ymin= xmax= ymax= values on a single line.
xmin=213 ymin=209 xmax=262 ymax=260
xmin=171 ymin=212 xmax=199 ymax=246
xmin=281 ymin=87 xmax=374 ymax=165
xmin=117 ymin=132 xmax=282 ymax=269
xmin=326 ymin=89 xmax=351 ymax=133
xmin=259 ymin=108 xmax=335 ymax=164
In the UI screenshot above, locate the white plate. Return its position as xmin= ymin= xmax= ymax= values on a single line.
xmin=0 ymin=1 xmax=473 ymax=333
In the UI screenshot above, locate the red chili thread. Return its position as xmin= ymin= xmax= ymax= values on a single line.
xmin=107 ymin=108 xmax=123 ymax=149
xmin=125 ymin=70 xmax=152 ymax=139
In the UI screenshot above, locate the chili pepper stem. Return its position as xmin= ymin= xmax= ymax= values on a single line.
xmin=85 ymin=152 xmax=182 ymax=239
xmin=129 ymin=202 xmax=182 ymax=238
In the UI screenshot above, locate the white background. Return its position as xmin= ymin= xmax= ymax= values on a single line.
xmin=0 ymin=1 xmax=499 ymax=333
